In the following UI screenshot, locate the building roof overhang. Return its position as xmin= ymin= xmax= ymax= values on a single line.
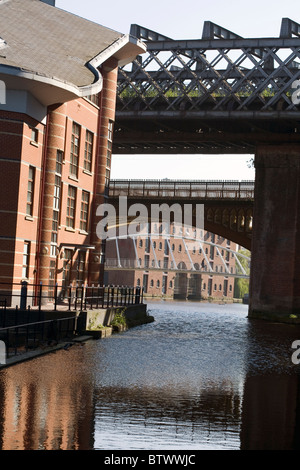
xmin=0 ymin=0 xmax=146 ymax=106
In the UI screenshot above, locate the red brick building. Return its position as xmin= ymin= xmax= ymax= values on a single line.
xmin=105 ymin=227 xmax=238 ymax=301
xmin=0 ymin=0 xmax=145 ymax=303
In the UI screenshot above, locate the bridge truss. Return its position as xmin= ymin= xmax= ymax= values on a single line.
xmin=105 ymin=233 xmax=251 ymax=279
xmin=114 ymin=19 xmax=300 ymax=154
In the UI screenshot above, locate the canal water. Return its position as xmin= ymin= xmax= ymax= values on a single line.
xmin=0 ymin=300 xmax=300 ymax=451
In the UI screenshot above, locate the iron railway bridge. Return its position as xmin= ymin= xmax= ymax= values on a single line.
xmin=114 ymin=18 xmax=300 ymax=155
xmin=108 ymin=179 xmax=254 ymax=250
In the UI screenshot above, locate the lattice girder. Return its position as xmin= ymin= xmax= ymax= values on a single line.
xmin=117 ymin=20 xmax=300 ymax=115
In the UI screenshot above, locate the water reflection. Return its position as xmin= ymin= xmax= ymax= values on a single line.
xmin=0 ymin=301 xmax=299 ymax=450
xmin=0 ymin=347 xmax=95 ymax=450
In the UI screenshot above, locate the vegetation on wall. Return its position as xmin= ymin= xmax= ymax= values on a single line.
xmin=234 ymin=247 xmax=250 ymax=299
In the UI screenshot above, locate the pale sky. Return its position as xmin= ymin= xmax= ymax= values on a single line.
xmin=55 ymin=0 xmax=298 ymax=181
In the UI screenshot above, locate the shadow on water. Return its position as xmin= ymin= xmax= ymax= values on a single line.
xmin=0 ymin=300 xmax=300 ymax=450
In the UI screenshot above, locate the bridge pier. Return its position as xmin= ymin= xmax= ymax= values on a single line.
xmin=249 ymin=144 xmax=300 ymax=321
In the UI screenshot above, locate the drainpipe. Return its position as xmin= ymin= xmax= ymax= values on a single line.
xmin=88 ymin=89 xmax=104 ymax=285
xmin=35 ymin=109 xmax=50 ymax=299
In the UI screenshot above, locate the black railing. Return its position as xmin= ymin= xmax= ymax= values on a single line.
xmin=109 ymin=179 xmax=255 ymax=200
xmin=0 ymin=315 xmax=77 ymax=359
xmin=0 ymin=282 xmax=144 ymax=361
xmin=0 ymin=282 xmax=144 ymax=314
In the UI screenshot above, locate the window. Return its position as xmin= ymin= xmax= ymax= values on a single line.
xmin=108 ymin=120 xmax=113 ymax=141
xmin=26 ymin=166 xmax=35 ymax=216
xmin=53 ymin=175 xmax=61 ymax=213
xmin=84 ymin=130 xmax=94 ymax=172
xmin=51 ymin=151 xmax=63 ymax=258
xmin=105 ymin=120 xmax=114 ymax=186
xmin=66 ymin=186 xmax=77 ymax=229
xmin=56 ymin=150 xmax=63 ymax=174
xmin=85 ymin=93 xmax=99 ymax=105
xmin=22 ymin=242 xmax=30 ymax=279
xmin=70 ymin=122 xmax=80 ymax=177
xmin=77 ymin=251 xmax=86 ymax=283
xmin=49 ymin=260 xmax=56 ymax=296
xmin=63 ymin=249 xmax=73 ymax=289
xmin=31 ymin=127 xmax=38 ymax=144
xmin=80 ymin=191 xmax=90 ymax=232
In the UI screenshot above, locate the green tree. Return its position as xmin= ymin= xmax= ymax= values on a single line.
xmin=234 ymin=248 xmax=250 ymax=299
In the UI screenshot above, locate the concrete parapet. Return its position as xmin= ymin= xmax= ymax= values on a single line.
xmin=81 ymin=304 xmax=154 ymax=335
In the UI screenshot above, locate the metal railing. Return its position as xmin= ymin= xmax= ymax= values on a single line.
xmin=0 ymin=282 xmax=144 ymax=314
xmin=0 ymin=282 xmax=144 ymax=360
xmin=109 ymin=179 xmax=255 ymax=200
xmin=0 ymin=315 xmax=77 ymax=359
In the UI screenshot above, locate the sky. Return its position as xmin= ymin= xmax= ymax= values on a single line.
xmin=56 ymin=0 xmax=299 ymax=181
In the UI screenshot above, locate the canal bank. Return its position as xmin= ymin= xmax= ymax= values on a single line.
xmin=0 ymin=304 xmax=154 ymax=369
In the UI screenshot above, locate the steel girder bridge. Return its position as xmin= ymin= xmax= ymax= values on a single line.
xmin=108 ymin=179 xmax=254 ymax=250
xmin=105 ymin=233 xmax=251 ymax=280
xmin=114 ymin=19 xmax=300 ymax=155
